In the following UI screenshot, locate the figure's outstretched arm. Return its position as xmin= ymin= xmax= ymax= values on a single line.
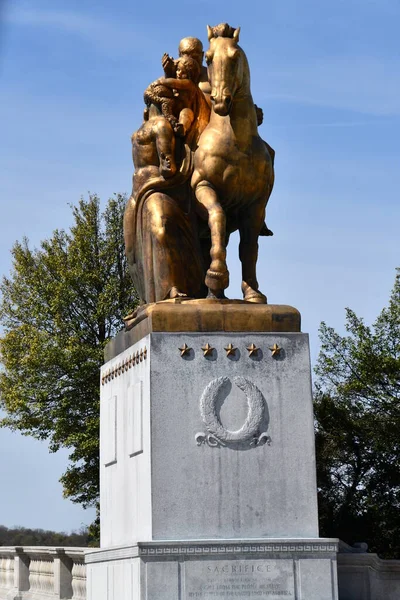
xmin=160 ymin=78 xmax=196 ymax=91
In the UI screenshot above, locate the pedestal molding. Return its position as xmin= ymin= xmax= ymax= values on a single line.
xmin=85 ymin=539 xmax=339 ymax=564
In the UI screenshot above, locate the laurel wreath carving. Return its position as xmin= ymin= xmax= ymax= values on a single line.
xmin=195 ymin=376 xmax=270 ymax=448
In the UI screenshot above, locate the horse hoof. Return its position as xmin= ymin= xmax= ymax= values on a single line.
xmin=205 ymin=269 xmax=229 ymax=291
xmin=246 ymin=293 xmax=267 ymax=304
xmin=169 ymin=286 xmax=189 ymax=300
xmin=242 ymin=282 xmax=267 ymax=304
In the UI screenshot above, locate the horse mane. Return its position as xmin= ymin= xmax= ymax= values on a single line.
xmin=209 ymin=23 xmax=236 ymax=39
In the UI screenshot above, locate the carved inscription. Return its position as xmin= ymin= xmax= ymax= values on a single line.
xmin=184 ymin=560 xmax=294 ymax=599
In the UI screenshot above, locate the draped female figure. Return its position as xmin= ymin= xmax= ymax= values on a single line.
xmin=124 ymin=63 xmax=210 ymax=309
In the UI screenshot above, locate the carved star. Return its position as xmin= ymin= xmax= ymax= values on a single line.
xmin=179 ymin=343 xmax=191 ymax=357
xmin=246 ymin=343 xmax=259 ymax=357
xmin=269 ymin=343 xmax=281 ymax=357
xmin=201 ymin=343 xmax=214 ymax=357
xmin=224 ymin=343 xmax=236 ymax=357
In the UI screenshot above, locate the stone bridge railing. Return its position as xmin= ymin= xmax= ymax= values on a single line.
xmin=2 ymin=543 xmax=400 ymax=599
xmin=0 ymin=547 xmax=87 ymax=600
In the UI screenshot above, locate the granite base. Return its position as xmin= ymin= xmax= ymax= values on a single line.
xmin=86 ymin=539 xmax=339 ymax=600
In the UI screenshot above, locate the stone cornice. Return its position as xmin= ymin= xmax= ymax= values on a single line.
xmin=85 ymin=538 xmax=340 ymax=564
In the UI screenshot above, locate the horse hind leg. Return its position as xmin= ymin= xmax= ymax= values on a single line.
xmin=194 ymin=183 xmax=229 ymax=297
xmin=239 ymin=203 xmax=267 ymax=304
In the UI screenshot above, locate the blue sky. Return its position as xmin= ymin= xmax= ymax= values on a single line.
xmin=0 ymin=0 xmax=399 ymax=532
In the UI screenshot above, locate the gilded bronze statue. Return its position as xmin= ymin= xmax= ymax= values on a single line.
xmin=192 ymin=24 xmax=274 ymax=302
xmin=123 ymin=37 xmax=210 ymax=306
xmin=124 ymin=24 xmax=275 ymax=325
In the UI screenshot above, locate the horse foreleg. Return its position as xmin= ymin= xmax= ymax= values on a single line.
xmin=195 ymin=183 xmax=229 ymax=297
xmin=239 ymin=203 xmax=267 ymax=304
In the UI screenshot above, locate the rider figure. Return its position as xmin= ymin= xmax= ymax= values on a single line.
xmin=162 ymin=37 xmax=211 ymax=98
xmin=144 ymin=55 xmax=201 ymax=139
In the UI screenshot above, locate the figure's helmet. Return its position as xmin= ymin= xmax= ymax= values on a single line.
xmin=178 ymin=37 xmax=204 ymax=66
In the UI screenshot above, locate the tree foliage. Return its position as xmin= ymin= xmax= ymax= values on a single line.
xmin=0 ymin=524 xmax=91 ymax=547
xmin=0 ymin=194 xmax=138 ymax=515
xmin=314 ymin=269 xmax=400 ymax=558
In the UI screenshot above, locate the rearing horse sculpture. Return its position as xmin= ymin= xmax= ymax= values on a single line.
xmin=191 ymin=24 xmax=274 ymax=302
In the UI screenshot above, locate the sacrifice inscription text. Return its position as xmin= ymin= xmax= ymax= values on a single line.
xmin=185 ymin=560 xmax=294 ymax=599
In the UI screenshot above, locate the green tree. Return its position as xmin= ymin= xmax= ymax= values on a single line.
xmin=0 ymin=524 xmax=90 ymax=547
xmin=314 ymin=269 xmax=400 ymax=558
xmin=0 ymin=194 xmax=138 ymax=527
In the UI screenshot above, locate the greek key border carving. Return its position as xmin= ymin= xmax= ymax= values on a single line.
xmin=139 ymin=542 xmax=339 ymax=556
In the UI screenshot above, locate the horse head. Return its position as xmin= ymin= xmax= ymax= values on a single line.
xmin=205 ymin=23 xmax=247 ymax=116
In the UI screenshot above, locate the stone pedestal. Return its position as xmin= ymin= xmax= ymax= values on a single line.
xmin=86 ymin=539 xmax=339 ymax=600
xmin=86 ymin=303 xmax=339 ymax=599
